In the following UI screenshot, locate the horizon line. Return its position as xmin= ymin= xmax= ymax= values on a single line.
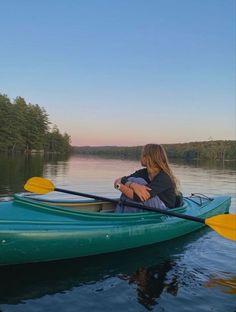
xmin=72 ymin=139 xmax=235 ymax=148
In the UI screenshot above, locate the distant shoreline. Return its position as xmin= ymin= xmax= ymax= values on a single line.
xmin=72 ymin=140 xmax=236 ymax=161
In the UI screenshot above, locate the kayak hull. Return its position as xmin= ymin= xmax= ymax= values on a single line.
xmin=0 ymin=195 xmax=231 ymax=266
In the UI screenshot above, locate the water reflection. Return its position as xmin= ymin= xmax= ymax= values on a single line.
xmin=0 ymin=154 xmax=236 ymax=311
xmin=0 ymin=229 xmax=206 ymax=306
xmin=0 ymin=154 xmax=44 ymax=194
xmin=1 ymin=154 xmax=235 ymax=197
xmin=0 ymin=154 xmax=70 ymax=195
xmin=205 ymin=274 xmax=236 ymax=295
xmin=120 ymin=260 xmax=178 ymax=310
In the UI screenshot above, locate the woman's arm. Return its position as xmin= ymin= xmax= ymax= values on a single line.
xmin=117 ymin=183 xmax=134 ymax=200
xmin=129 ymin=183 xmax=151 ymax=201
xmin=114 ymin=169 xmax=150 ymax=201
xmin=114 ymin=178 xmax=151 ymax=202
xmin=114 ymin=178 xmax=134 ymax=199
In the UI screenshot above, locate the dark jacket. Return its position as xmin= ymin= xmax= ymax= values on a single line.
xmin=121 ymin=169 xmax=181 ymax=208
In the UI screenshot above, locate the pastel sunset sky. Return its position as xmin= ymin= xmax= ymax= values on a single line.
xmin=0 ymin=0 xmax=235 ymax=146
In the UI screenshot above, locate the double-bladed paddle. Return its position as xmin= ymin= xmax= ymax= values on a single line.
xmin=24 ymin=177 xmax=236 ymax=241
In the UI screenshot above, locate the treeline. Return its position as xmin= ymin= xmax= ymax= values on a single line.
xmin=0 ymin=94 xmax=71 ymax=154
xmin=73 ymin=140 xmax=236 ymax=161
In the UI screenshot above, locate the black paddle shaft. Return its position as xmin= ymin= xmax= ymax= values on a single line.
xmin=55 ymin=187 xmax=205 ymax=224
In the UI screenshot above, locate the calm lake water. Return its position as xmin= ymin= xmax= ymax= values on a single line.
xmin=0 ymin=154 xmax=235 ymax=312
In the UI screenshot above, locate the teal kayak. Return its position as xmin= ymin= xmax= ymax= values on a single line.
xmin=0 ymin=194 xmax=231 ymax=266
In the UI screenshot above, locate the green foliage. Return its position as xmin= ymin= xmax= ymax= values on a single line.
xmin=164 ymin=141 xmax=236 ymax=161
xmin=44 ymin=125 xmax=72 ymax=153
xmin=0 ymin=93 xmax=71 ymax=154
xmin=73 ymin=141 xmax=236 ymax=161
xmin=0 ymin=94 xmax=13 ymax=151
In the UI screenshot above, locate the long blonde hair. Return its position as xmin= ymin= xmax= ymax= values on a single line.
xmin=142 ymin=144 xmax=179 ymax=193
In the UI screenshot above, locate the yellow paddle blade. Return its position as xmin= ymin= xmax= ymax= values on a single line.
xmin=24 ymin=177 xmax=55 ymax=194
xmin=205 ymin=214 xmax=236 ymax=241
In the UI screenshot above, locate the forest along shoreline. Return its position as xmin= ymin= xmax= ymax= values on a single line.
xmin=1 ymin=94 xmax=235 ymax=161
xmin=72 ymin=141 xmax=236 ymax=162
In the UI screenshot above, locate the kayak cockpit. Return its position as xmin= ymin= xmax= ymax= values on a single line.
xmin=14 ymin=193 xmax=117 ymax=213
xmin=14 ymin=193 xmax=190 ymax=215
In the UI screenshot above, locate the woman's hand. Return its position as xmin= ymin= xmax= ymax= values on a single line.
xmin=130 ymin=183 xmax=151 ymax=201
xmin=114 ymin=177 xmax=122 ymax=188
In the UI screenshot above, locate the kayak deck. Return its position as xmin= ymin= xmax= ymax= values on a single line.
xmin=2 ymin=193 xmax=227 ymax=223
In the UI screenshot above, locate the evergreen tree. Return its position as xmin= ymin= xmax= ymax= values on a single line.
xmin=0 ymin=94 xmax=12 ymax=151
xmin=0 ymin=93 xmax=71 ymax=154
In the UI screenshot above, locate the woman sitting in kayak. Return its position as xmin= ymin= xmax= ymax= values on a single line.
xmin=114 ymin=144 xmax=183 ymax=212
